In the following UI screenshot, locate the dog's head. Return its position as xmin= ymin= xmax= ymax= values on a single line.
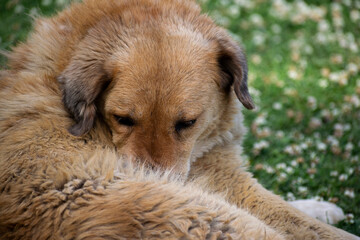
xmin=58 ymin=4 xmax=254 ymax=176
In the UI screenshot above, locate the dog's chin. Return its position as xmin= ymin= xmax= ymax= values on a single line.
xmin=117 ymin=154 xmax=191 ymax=183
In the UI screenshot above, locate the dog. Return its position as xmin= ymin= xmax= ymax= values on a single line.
xmin=0 ymin=0 xmax=359 ymax=239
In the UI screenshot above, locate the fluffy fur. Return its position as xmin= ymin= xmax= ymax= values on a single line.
xmin=0 ymin=0 xmax=359 ymax=239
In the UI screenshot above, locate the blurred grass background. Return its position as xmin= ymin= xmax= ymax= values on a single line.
xmin=1 ymin=0 xmax=359 ymax=236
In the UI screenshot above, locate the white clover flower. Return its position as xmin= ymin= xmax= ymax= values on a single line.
xmin=316 ymin=142 xmax=327 ymax=151
xmin=279 ymin=172 xmax=287 ymax=181
xmin=285 ymin=167 xmax=294 ymax=174
xmin=309 ymin=117 xmax=322 ymax=129
xmin=254 ymin=114 xmax=267 ymax=125
xmin=290 ymin=160 xmax=298 ymax=167
xmin=307 ymin=96 xmax=317 ymax=110
xmin=318 ymin=20 xmax=330 ymax=32
xmin=288 ymin=68 xmax=300 ymax=80
xmin=345 ymin=142 xmax=354 ymax=152
xmin=284 ymin=88 xmax=297 ymax=96
xmin=331 ymin=54 xmax=343 ymax=64
xmin=313 ymin=196 xmax=324 ymax=201
xmin=42 ymin=0 xmax=52 ymax=6
xmin=331 ymin=108 xmax=340 ymax=117
xmin=253 ymin=32 xmax=266 ymax=46
xmin=276 ymin=131 xmax=284 ymax=138
xmin=234 ymin=0 xmax=254 ymax=9
xmin=347 ymin=63 xmax=358 ymax=74
xmin=250 ymin=14 xmax=264 ymax=27
xmin=273 ymin=102 xmax=282 ymax=110
xmin=350 ymin=10 xmax=360 ymax=22
xmin=319 ymin=79 xmax=329 ymax=88
xmin=298 ymin=186 xmax=308 ymax=194
xmin=345 ymin=213 xmax=355 ymax=224
xmin=299 ymin=142 xmax=308 ymax=150
xmin=333 ymin=17 xmax=344 ymax=28
xmin=339 ymin=174 xmax=348 ymax=181
xmin=271 ymin=24 xmax=282 ymax=34
xmin=251 ymin=54 xmax=262 ymax=65
xmin=276 ymin=163 xmax=286 ymax=170
xmin=219 ymin=0 xmax=230 ymax=6
xmin=316 ymin=32 xmax=327 ymax=44
xmin=330 ymin=171 xmax=338 ymax=177
xmin=56 ymin=0 xmax=68 ymax=7
xmin=265 ymin=165 xmax=275 ymax=174
xmin=349 ymin=43 xmax=359 ymax=53
xmin=344 ymin=189 xmax=355 ymax=199
xmin=249 ymin=87 xmax=261 ymax=97
xmin=286 ymin=192 xmax=296 ymax=201
xmin=14 ymin=5 xmax=25 ymax=13
xmin=327 ymin=136 xmax=339 ymax=146
xmin=228 ymin=5 xmax=240 ymax=18
xmin=253 ymin=140 xmax=270 ymax=152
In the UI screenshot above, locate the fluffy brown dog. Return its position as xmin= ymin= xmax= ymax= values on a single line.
xmin=0 ymin=0 xmax=359 ymax=239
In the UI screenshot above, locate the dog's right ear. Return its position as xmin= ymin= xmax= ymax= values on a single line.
xmin=57 ymin=58 xmax=111 ymax=136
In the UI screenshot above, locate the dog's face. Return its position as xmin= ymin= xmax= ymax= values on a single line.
xmin=58 ymin=6 xmax=254 ymax=176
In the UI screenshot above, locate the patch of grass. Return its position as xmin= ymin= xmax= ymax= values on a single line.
xmin=1 ymin=0 xmax=359 ymax=236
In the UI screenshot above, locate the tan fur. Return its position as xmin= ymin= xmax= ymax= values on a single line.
xmin=0 ymin=0 xmax=358 ymax=239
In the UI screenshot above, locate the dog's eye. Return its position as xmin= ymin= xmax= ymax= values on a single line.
xmin=175 ymin=119 xmax=196 ymax=132
xmin=114 ymin=115 xmax=135 ymax=127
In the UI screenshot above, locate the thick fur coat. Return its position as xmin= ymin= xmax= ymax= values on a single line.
xmin=0 ymin=0 xmax=359 ymax=239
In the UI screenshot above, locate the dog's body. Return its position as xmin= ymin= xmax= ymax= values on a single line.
xmin=0 ymin=0 xmax=358 ymax=239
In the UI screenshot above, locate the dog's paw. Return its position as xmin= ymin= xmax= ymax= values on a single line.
xmin=289 ymin=199 xmax=345 ymax=225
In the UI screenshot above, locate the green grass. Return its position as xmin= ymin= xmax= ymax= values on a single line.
xmin=1 ymin=0 xmax=359 ymax=236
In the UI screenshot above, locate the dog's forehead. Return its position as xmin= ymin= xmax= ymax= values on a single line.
xmin=107 ymin=27 xmax=219 ymax=106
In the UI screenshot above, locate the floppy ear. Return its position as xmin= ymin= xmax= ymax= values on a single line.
xmin=216 ymin=36 xmax=255 ymax=109
xmin=57 ymin=58 xmax=111 ymax=136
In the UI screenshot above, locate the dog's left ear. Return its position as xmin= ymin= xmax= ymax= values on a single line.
xmin=216 ymin=35 xmax=255 ymax=109
xmin=57 ymin=57 xmax=112 ymax=136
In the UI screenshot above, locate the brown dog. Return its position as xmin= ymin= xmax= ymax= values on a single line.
xmin=0 ymin=0 xmax=358 ymax=239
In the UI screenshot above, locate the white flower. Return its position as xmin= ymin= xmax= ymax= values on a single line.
xmin=253 ymin=140 xmax=270 ymax=154
xmin=251 ymin=54 xmax=262 ymax=65
xmin=344 ymin=189 xmax=355 ymax=199
xmin=290 ymin=160 xmax=298 ymax=167
xmin=279 ymin=172 xmax=287 ymax=181
xmin=286 ymin=192 xmax=296 ymax=201
xmin=307 ymin=96 xmax=317 ymax=109
xmin=339 ymin=174 xmax=348 ymax=181
xmin=318 ymin=20 xmax=330 ymax=32
xmin=14 ymin=5 xmax=25 ymax=13
xmin=350 ymin=10 xmax=360 ymax=22
xmin=319 ymin=79 xmax=329 ymax=88
xmin=327 ymin=136 xmax=339 ymax=146
xmin=253 ymin=32 xmax=266 ymax=46
xmin=276 ymin=131 xmax=284 ymax=138
xmin=316 ymin=142 xmax=327 ymax=151
xmin=273 ymin=102 xmax=282 ymax=110
xmin=330 ymin=171 xmax=338 ymax=177
xmin=228 ymin=5 xmax=240 ymax=17
xmin=345 ymin=142 xmax=354 ymax=152
xmin=276 ymin=163 xmax=286 ymax=170
xmin=345 ymin=213 xmax=355 ymax=224
xmin=309 ymin=117 xmax=322 ymax=129
xmin=298 ymin=186 xmax=308 ymax=194
xmin=288 ymin=68 xmax=300 ymax=80
xmin=347 ymin=63 xmax=358 ymax=74
xmin=250 ymin=14 xmax=264 ymax=27
xmin=42 ymin=0 xmax=52 ymax=6
xmin=265 ymin=165 xmax=275 ymax=174
xmin=271 ymin=24 xmax=282 ymax=34
xmin=285 ymin=167 xmax=294 ymax=174
xmin=254 ymin=114 xmax=267 ymax=125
